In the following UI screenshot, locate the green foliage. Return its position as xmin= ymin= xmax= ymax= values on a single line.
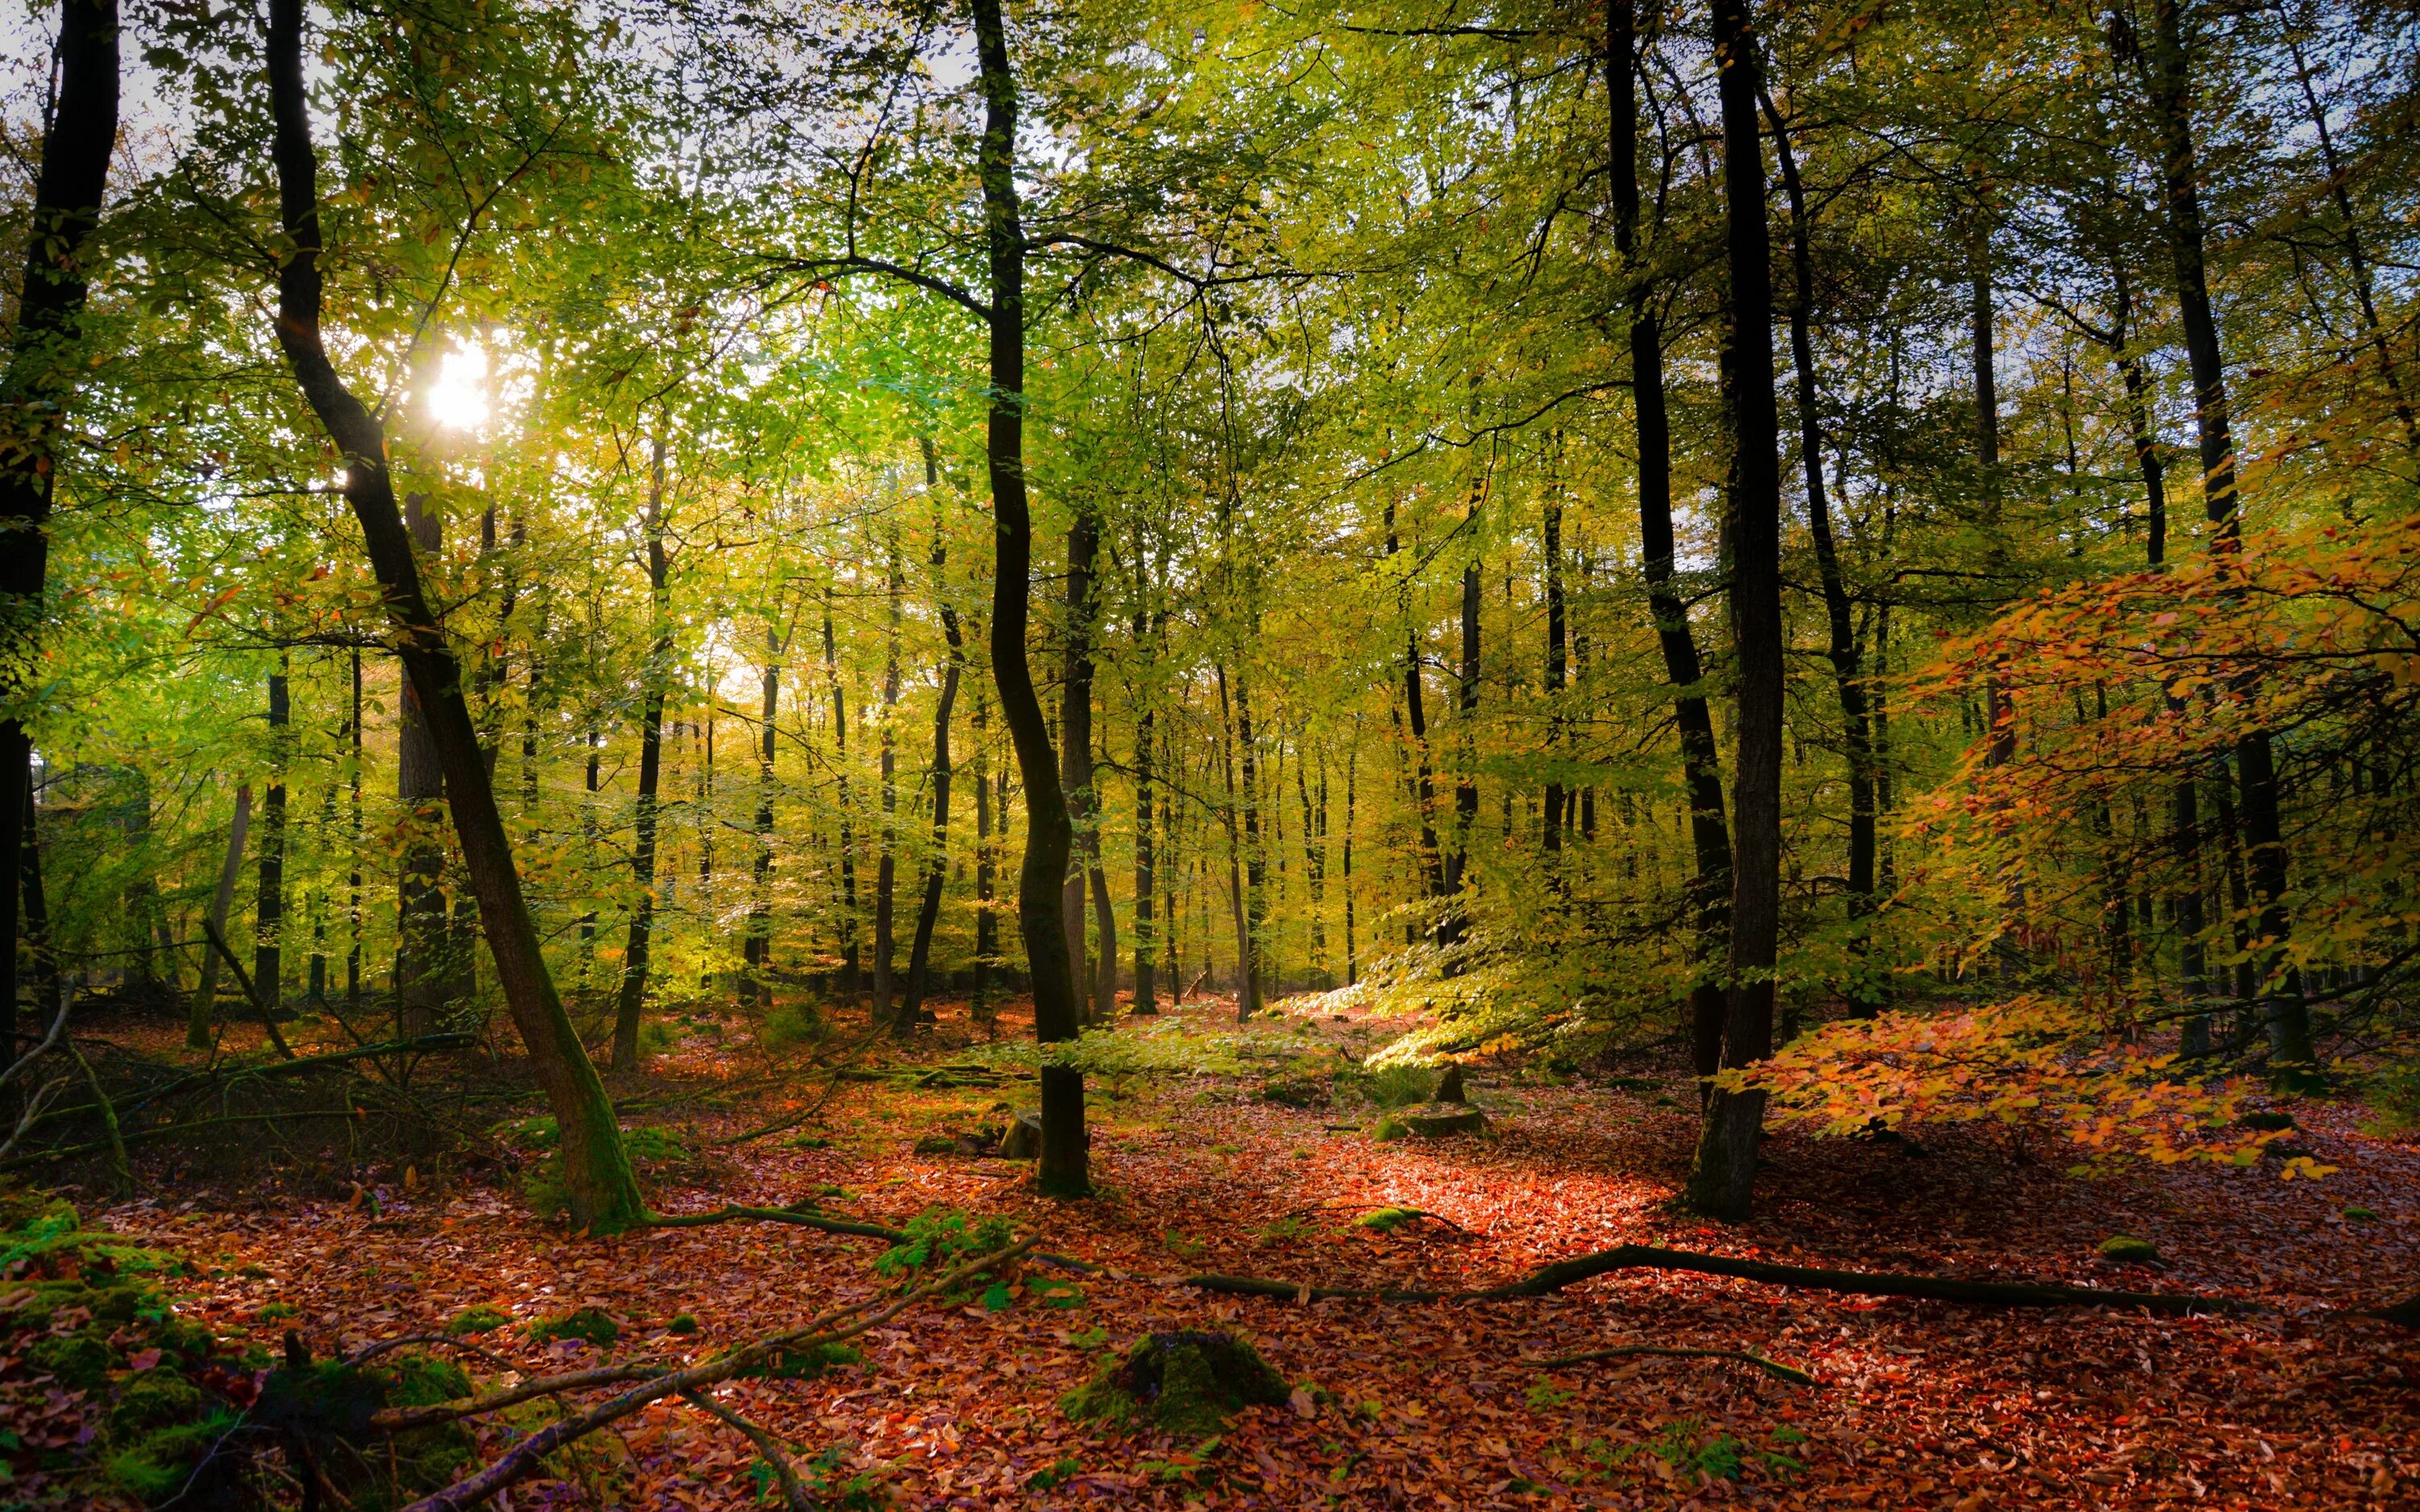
xmin=529 ymin=1306 xmax=621 ymax=1349
xmin=733 ymin=1341 xmax=861 ymax=1381
xmin=445 ymin=1305 xmax=512 ymax=1335
xmin=666 ymin=1311 xmax=702 ymax=1334
xmin=2360 ymin=1068 xmax=2420 ymax=1137
xmin=1524 ymin=1380 xmax=1575 ymax=1411
xmin=760 ymin=1003 xmax=828 ymax=1052
xmin=1351 ymin=1206 xmax=1424 ymax=1232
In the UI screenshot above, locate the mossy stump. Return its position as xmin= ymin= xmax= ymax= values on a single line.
xmin=1062 ymin=1331 xmax=1288 ymax=1438
xmin=1398 ymin=1102 xmax=1487 ymax=1138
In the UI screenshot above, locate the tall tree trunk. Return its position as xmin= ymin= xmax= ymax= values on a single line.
xmin=1683 ymin=0 xmax=1785 ymax=1222
xmin=1216 ymin=664 xmax=1253 ymax=1018
xmin=971 ymin=680 xmax=996 ymax=1024
xmin=903 ymin=471 xmax=962 ymax=1027
xmin=1130 ymin=668 xmax=1158 ymax=1014
xmin=1541 ymin=469 xmax=1567 ymax=872
xmin=2147 ymin=0 xmax=2312 ymax=1067
xmin=612 ymin=435 xmax=671 ymax=1071
xmin=265 ymin=0 xmax=643 ymax=1228
xmin=1237 ymin=672 xmax=1266 ymax=1015
xmin=1343 ymin=738 xmax=1358 ymax=985
xmin=1297 ymin=745 xmax=1328 ymax=980
xmin=187 ymin=785 xmax=251 ymax=1048
xmin=1764 ymin=90 xmax=1878 ymax=1015
xmin=1384 ymin=501 xmax=1446 ymax=900
xmin=348 ymin=646 xmax=363 ymax=1010
xmin=254 ymin=656 xmax=290 ymax=1013
xmin=397 ymin=490 xmax=449 ymax=1035
xmin=1058 ymin=501 xmax=1116 ymax=1023
xmin=1611 ymin=0 xmax=1731 ymax=1085
xmin=873 ymin=530 xmax=903 ymax=1026
xmin=971 ymin=0 xmax=1085 ymax=1194
xmin=0 ymin=0 xmax=115 ymax=1069
xmin=747 ymin=626 xmax=781 ymax=1006
xmin=1441 ymin=490 xmax=1481 ymax=941
xmin=821 ymin=593 xmax=860 ymax=1001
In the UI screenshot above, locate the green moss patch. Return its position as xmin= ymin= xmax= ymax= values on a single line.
xmin=1062 ymin=1331 xmax=1289 ymax=1439
xmin=2097 ymin=1235 xmax=2161 ymax=1264
xmin=445 ymin=1304 xmax=512 ymax=1335
xmin=530 ymin=1306 xmax=620 ymax=1349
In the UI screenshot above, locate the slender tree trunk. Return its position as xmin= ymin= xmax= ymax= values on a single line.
xmin=0 ymin=0 xmax=115 ymax=1069
xmin=1612 ymin=0 xmax=1731 ymax=1085
xmin=1343 ymin=739 xmax=1358 ymax=985
xmin=873 ymin=531 xmax=903 ymax=1026
xmin=1384 ymin=501 xmax=1446 ymax=901
xmin=1297 ymin=746 xmax=1328 ymax=980
xmin=821 ymin=594 xmax=861 ymax=1002
xmin=971 ymin=0 xmax=1084 ymax=1194
xmin=971 ymin=681 xmax=995 ymax=1023
xmin=265 ymin=0 xmax=643 ymax=1228
xmin=1237 ymin=672 xmax=1266 ymax=1014
xmin=348 ymin=646 xmax=362 ymax=1010
xmin=903 ymin=477 xmax=962 ymax=1026
xmin=1216 ymin=664 xmax=1253 ymax=1018
xmin=1058 ymin=502 xmax=1115 ymax=1023
xmin=1441 ymin=493 xmax=1481 ymax=941
xmin=1684 ymin=0 xmax=1785 ymax=1222
xmin=746 ymin=627 xmax=780 ymax=1005
xmin=187 ymin=785 xmax=251 ymax=1048
xmin=612 ymin=435 xmax=671 ymax=1071
xmin=397 ymin=491 xmax=449 ymax=1035
xmin=2147 ymin=0 xmax=2312 ymax=1067
xmin=1542 ymin=471 xmax=1567 ymax=873
xmin=1130 ymin=691 xmax=1158 ymax=1014
xmin=1764 ymin=92 xmax=1878 ymax=1015
xmin=254 ymin=656 xmax=290 ymax=1013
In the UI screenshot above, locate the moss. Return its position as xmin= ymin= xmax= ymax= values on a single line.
xmin=445 ymin=1304 xmax=512 ymax=1335
xmin=102 ymin=1410 xmax=240 ymax=1502
xmin=1352 ymin=1207 xmax=1423 ymax=1232
xmin=2344 ymin=1206 xmax=2379 ymax=1223
xmin=530 ymin=1306 xmax=620 ymax=1349
xmin=378 ymin=1352 xmax=473 ymax=1407
xmin=107 ymin=1372 xmax=207 ymax=1440
xmin=2097 ymin=1235 xmax=2161 ymax=1264
xmin=666 ymin=1312 xmax=701 ymax=1335
xmin=734 ymin=1341 xmax=861 ymax=1381
xmin=1371 ymin=1114 xmax=1410 ymax=1142
xmin=1062 ymin=1331 xmax=1289 ymax=1437
xmin=30 ymin=1328 xmax=120 ymax=1391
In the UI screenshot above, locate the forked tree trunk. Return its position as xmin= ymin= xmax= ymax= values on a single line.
xmin=1683 ymin=0 xmax=1786 ymax=1222
xmin=265 ymin=0 xmax=643 ymax=1228
xmin=971 ymin=0 xmax=1085 ymax=1194
xmin=0 ymin=0 xmax=115 ymax=1071
xmin=612 ymin=435 xmax=672 ymax=1071
xmin=1610 ymin=0 xmax=1730 ymax=1085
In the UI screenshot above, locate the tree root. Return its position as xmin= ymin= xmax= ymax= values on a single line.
xmin=1529 ymin=1343 xmax=1817 ymax=1385
xmin=1180 ymin=1242 xmax=2262 ymax=1314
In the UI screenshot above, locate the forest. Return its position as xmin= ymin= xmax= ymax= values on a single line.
xmin=0 ymin=0 xmax=2415 ymax=1505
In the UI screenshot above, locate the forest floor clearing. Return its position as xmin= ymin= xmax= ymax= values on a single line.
xmin=12 ymin=993 xmax=2420 ymax=1510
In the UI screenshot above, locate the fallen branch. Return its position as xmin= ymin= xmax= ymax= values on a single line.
xmin=394 ymin=1233 xmax=1039 ymax=1512
xmin=371 ymin=1365 xmax=659 ymax=1434
xmin=642 ymin=1204 xmax=1104 ymax=1275
xmin=682 ymin=1390 xmax=812 ymax=1511
xmin=202 ymin=917 xmax=298 ymax=1060
xmin=1529 ymin=1343 xmax=1817 ymax=1385
xmin=1179 ymin=1242 xmax=2260 ymax=1315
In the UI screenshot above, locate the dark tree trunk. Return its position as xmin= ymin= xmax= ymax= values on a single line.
xmin=188 ymin=785 xmax=250 ymax=1048
xmin=1763 ymin=90 xmax=1878 ymax=1015
xmin=1440 ymin=510 xmax=1480 ymax=940
xmin=1684 ymin=0 xmax=1785 ymax=1222
xmin=1130 ymin=688 xmax=1158 ymax=1013
xmin=2147 ymin=0 xmax=2311 ymax=1067
xmin=0 ymin=0 xmax=115 ymax=1069
xmin=1611 ymin=0 xmax=1731 ymax=1085
xmin=873 ymin=531 xmax=903 ymax=1026
xmin=821 ymin=594 xmax=860 ymax=1001
xmin=1237 ymin=673 xmax=1266 ymax=1014
xmin=265 ymin=0 xmax=643 ymax=1228
xmin=396 ymin=490 xmax=449 ymax=1035
xmin=255 ymin=657 xmax=290 ymax=1012
xmin=1216 ymin=664 xmax=1253 ymax=1018
xmin=612 ymin=435 xmax=671 ymax=1071
xmin=971 ymin=0 xmax=1085 ymax=1194
xmin=971 ymin=681 xmax=996 ymax=1023
xmin=1541 ymin=475 xmax=1567 ymax=870
xmin=1384 ymin=502 xmax=1446 ymax=900
xmin=1342 ymin=741 xmax=1358 ymax=985
xmin=348 ymin=647 xmax=362 ymax=1010
xmin=745 ymin=627 xmax=779 ymax=1005
xmin=903 ymin=469 xmax=962 ymax=1026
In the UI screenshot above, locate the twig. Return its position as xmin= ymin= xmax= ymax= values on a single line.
xmin=0 ymin=993 xmax=73 ymax=1092
xmin=394 ymin=1234 xmax=1040 ymax=1512
xmin=65 ymin=1036 xmax=128 ymax=1194
xmin=202 ymin=917 xmax=298 ymax=1060
xmin=1528 ymin=1343 xmax=1818 ymax=1385
xmin=681 ymin=1390 xmax=813 ymax=1511
xmin=371 ymin=1365 xmax=660 ymax=1433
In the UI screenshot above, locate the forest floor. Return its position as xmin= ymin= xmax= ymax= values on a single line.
xmin=20 ymin=991 xmax=2420 ymax=1510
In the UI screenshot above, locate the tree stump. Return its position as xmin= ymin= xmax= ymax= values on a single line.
xmin=1062 ymin=1331 xmax=1289 ymax=1437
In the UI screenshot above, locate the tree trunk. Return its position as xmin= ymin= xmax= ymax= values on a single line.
xmin=821 ymin=594 xmax=860 ymax=1002
xmin=873 ymin=531 xmax=903 ymax=1027
xmin=1237 ymin=673 xmax=1266 ymax=1015
xmin=1343 ymin=739 xmax=1358 ymax=985
xmin=612 ymin=435 xmax=672 ymax=1071
xmin=1541 ymin=471 xmax=1567 ymax=872
xmin=971 ymin=0 xmax=1085 ymax=1195
xmin=348 ymin=646 xmax=363 ymax=1010
xmin=902 ymin=474 xmax=962 ymax=1027
xmin=1384 ymin=501 xmax=1446 ymax=902
xmin=1764 ymin=91 xmax=1878 ymax=1016
xmin=187 ymin=785 xmax=251 ymax=1048
xmin=971 ymin=680 xmax=995 ymax=1023
xmin=2147 ymin=0 xmax=2311 ymax=1067
xmin=0 ymin=0 xmax=115 ymax=1071
xmin=1441 ymin=502 xmax=1481 ymax=941
xmin=1130 ymin=685 xmax=1158 ymax=1014
xmin=254 ymin=656 xmax=290 ymax=1014
xmin=265 ymin=0 xmax=644 ymax=1229
xmin=1611 ymin=0 xmax=1731 ymax=1085
xmin=1216 ymin=664 xmax=1254 ymax=1018
xmin=1683 ymin=0 xmax=1785 ymax=1223
xmin=746 ymin=627 xmax=780 ymax=1006
xmin=1058 ymin=501 xmax=1116 ymax=1023
xmin=397 ymin=489 xmax=450 ymax=1036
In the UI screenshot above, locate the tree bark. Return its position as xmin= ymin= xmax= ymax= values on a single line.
xmin=2147 ymin=0 xmax=2312 ymax=1067
xmin=1683 ymin=0 xmax=1785 ymax=1222
xmin=265 ymin=0 xmax=643 ymax=1229
xmin=1611 ymin=0 xmax=1731 ymax=1085
xmin=254 ymin=657 xmax=290 ymax=1013
xmin=820 ymin=594 xmax=860 ymax=1001
xmin=1541 ymin=468 xmax=1567 ymax=870
xmin=397 ymin=488 xmax=450 ymax=1035
xmin=873 ymin=530 xmax=903 ymax=1026
xmin=612 ymin=435 xmax=671 ymax=1071
xmin=971 ymin=680 xmax=996 ymax=1023
xmin=1058 ymin=501 xmax=1104 ymax=1019
xmin=745 ymin=627 xmax=779 ymax=1006
xmin=902 ymin=472 xmax=961 ymax=1027
xmin=1763 ymin=90 xmax=1878 ymax=1016
xmin=0 ymin=0 xmax=116 ymax=1070
xmin=187 ymin=785 xmax=250 ymax=1048
xmin=971 ymin=0 xmax=1085 ymax=1195
xmin=1216 ymin=664 xmax=1253 ymax=1018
